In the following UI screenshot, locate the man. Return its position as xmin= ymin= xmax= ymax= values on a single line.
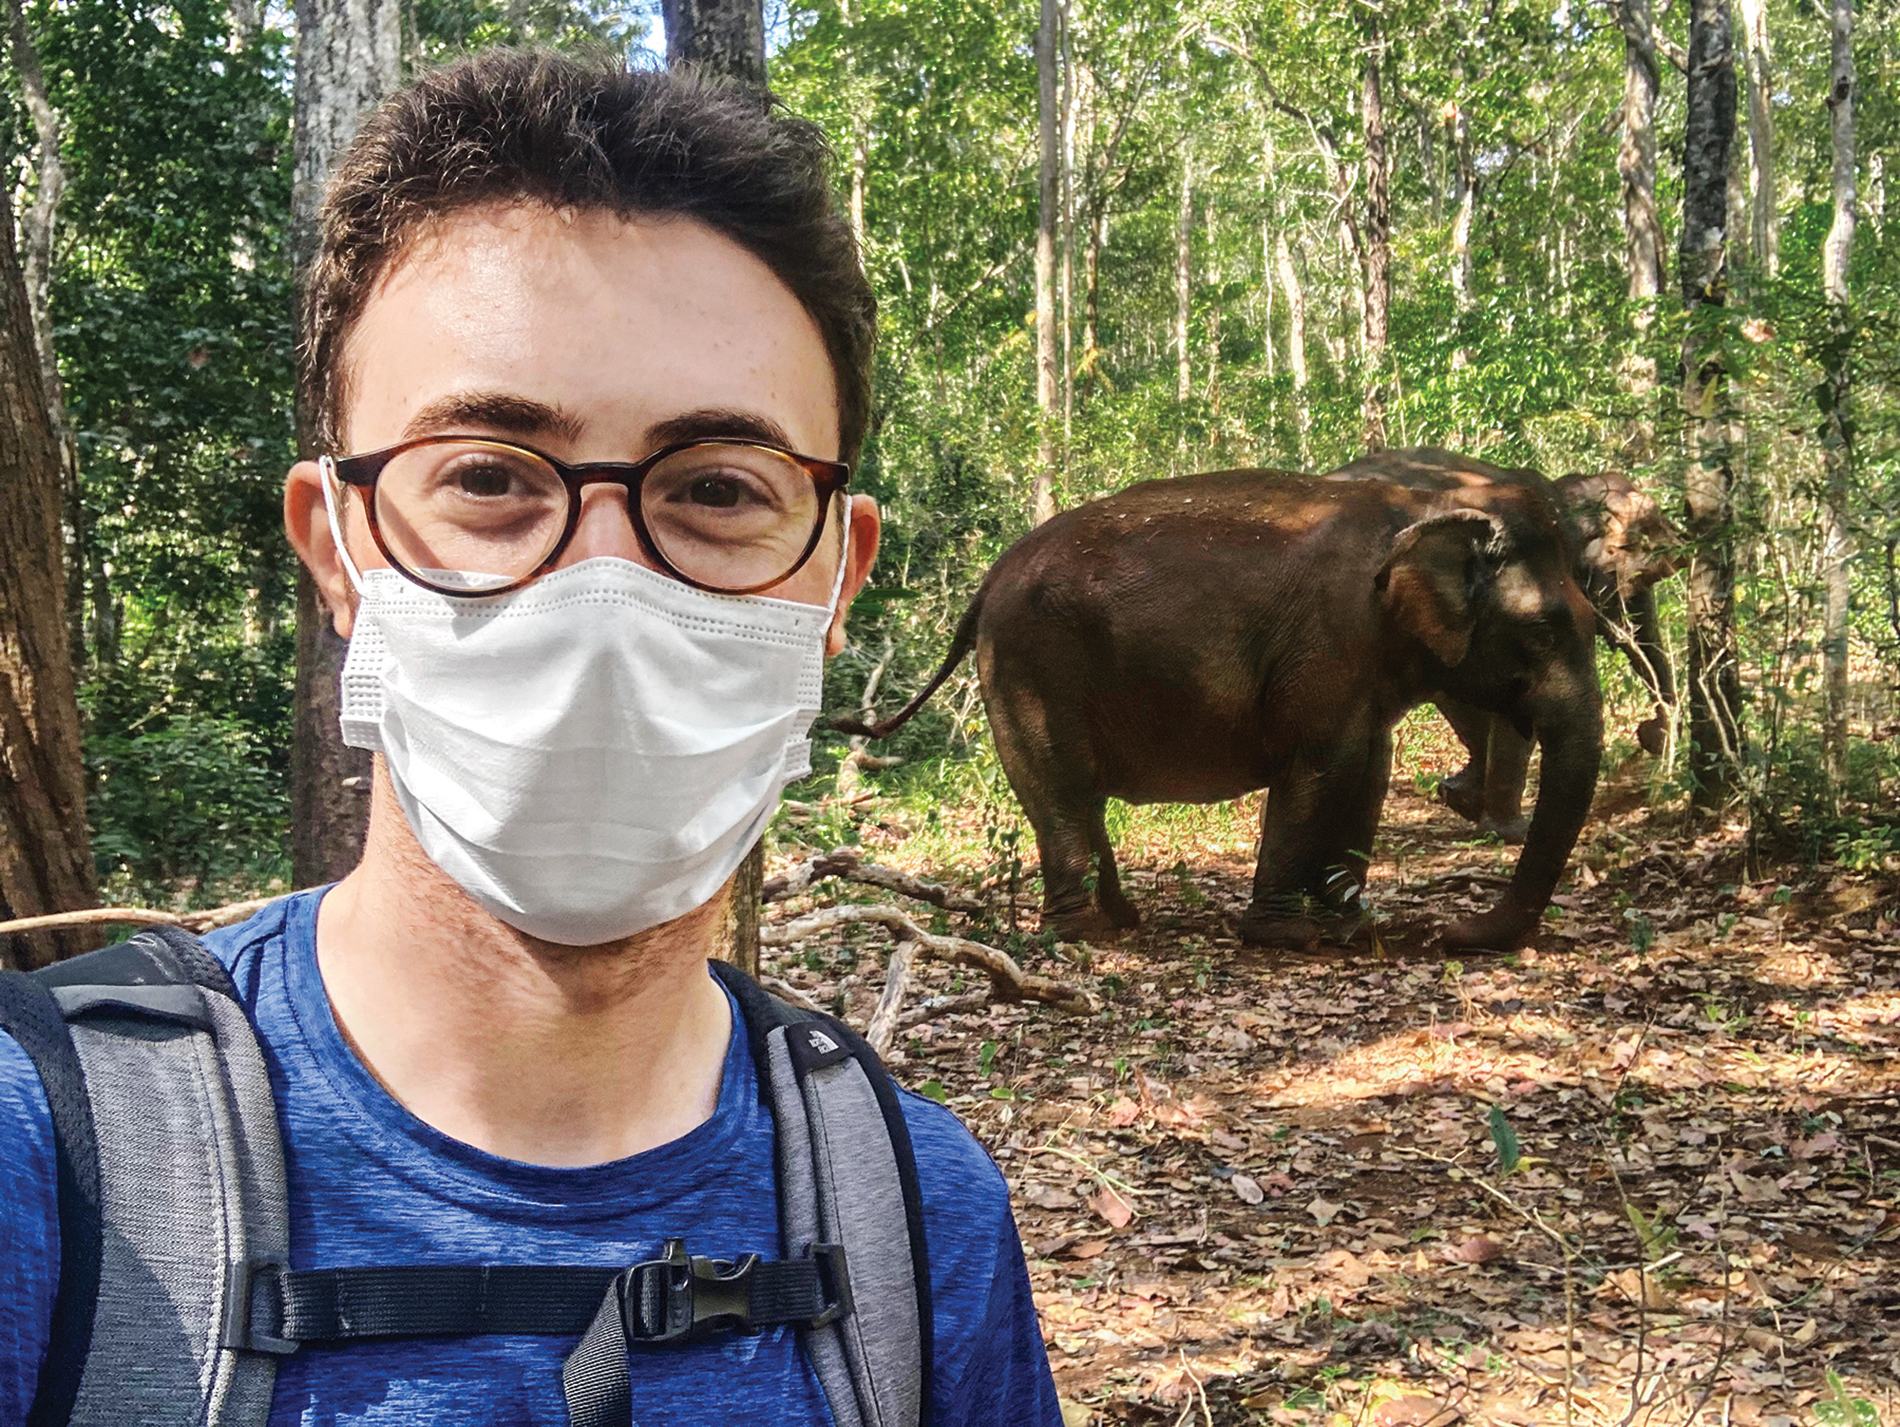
xmin=0 ymin=50 xmax=1062 ymax=1422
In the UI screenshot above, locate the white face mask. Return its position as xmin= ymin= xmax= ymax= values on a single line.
xmin=322 ymin=466 xmax=847 ymax=945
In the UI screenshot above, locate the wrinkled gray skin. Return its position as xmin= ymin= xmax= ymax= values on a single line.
xmin=838 ymin=470 xmax=1603 ymax=953
xmin=1327 ymin=449 xmax=1680 ymax=843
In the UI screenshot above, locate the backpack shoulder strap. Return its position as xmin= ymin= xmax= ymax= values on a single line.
xmin=8 ymin=926 xmax=290 ymax=1427
xmin=0 ymin=965 xmax=103 ymax=1427
xmin=712 ymin=960 xmax=934 ymax=1427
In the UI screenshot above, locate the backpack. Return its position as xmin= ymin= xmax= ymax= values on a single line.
xmin=0 ymin=923 xmax=933 ymax=1427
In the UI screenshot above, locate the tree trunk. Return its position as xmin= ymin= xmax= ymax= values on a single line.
xmin=289 ymin=0 xmax=403 ymax=891
xmin=6 ymin=0 xmax=84 ymax=672
xmin=1360 ymin=15 xmax=1391 ymax=452
xmin=667 ymin=0 xmax=770 ymax=974
xmin=1031 ymin=0 xmax=1059 ymax=524
xmin=1679 ymin=0 xmax=1744 ymax=810
xmin=1174 ymin=146 xmax=1192 ymax=406
xmin=1059 ymin=0 xmax=1074 ymax=446
xmin=1820 ymin=0 xmax=1856 ymax=792
xmin=1203 ymin=196 xmax=1220 ymax=416
xmin=840 ymin=0 xmax=866 ymax=249
xmin=1274 ymin=232 xmax=1308 ymax=399
xmin=1617 ymin=0 xmax=1665 ymax=464
xmin=1737 ymin=0 xmax=1776 ymax=275
xmin=1447 ymin=83 xmax=1475 ymax=369
xmin=0 ymin=186 xmax=96 ymax=970
xmin=1084 ymin=207 xmax=1104 ymax=362
xmin=662 ymin=0 xmax=766 ymax=87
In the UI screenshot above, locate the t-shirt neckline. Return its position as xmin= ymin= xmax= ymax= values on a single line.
xmin=276 ymin=887 xmax=756 ymax=1219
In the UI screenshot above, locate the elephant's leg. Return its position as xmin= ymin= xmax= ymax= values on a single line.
xmin=1435 ymin=698 xmax=1491 ymax=824
xmin=1480 ymin=719 xmax=1533 ymax=845
xmin=1319 ymin=729 xmax=1392 ymax=912
xmin=1240 ymin=740 xmax=1381 ymax=950
xmin=984 ymin=680 xmax=1123 ymax=942
xmin=1086 ymin=805 xmax=1139 ymax=930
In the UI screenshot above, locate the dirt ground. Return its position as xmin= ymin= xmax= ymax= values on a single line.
xmin=762 ymin=755 xmax=1900 ymax=1427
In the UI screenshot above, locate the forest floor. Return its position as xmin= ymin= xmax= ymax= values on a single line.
xmin=762 ymin=749 xmax=1900 ymax=1427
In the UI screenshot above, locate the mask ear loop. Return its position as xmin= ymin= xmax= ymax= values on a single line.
xmin=823 ymin=492 xmax=853 ymax=620
xmin=318 ymin=455 xmax=369 ymax=596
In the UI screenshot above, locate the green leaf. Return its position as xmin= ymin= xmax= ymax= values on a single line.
xmin=1489 ymin=1105 xmax=1521 ymax=1176
xmin=916 ymin=1079 xmax=948 ymax=1103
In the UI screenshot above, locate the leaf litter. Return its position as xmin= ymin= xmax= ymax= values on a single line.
xmin=761 ymin=759 xmax=1900 ymax=1425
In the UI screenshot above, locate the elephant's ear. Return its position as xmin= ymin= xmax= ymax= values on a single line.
xmin=1601 ymin=485 xmax=1683 ymax=597
xmin=1376 ymin=509 xmax=1506 ymax=667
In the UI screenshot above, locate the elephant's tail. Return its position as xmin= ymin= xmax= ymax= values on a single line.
xmin=829 ymin=595 xmax=983 ymax=740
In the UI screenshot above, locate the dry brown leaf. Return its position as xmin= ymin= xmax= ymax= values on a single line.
xmin=1443 ymin=1234 xmax=1505 ymax=1264
xmin=1092 ymin=1186 xmax=1134 ymax=1229
xmin=1308 ymin=1196 xmax=1344 ymax=1226
xmin=1106 ymin=1096 xmax=1142 ymax=1127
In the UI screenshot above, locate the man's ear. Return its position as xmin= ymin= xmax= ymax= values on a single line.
xmin=284 ymin=459 xmax=360 ymax=639
xmin=826 ymin=494 xmax=883 ymax=657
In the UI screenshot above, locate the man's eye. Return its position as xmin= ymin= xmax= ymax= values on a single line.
xmin=687 ymin=475 xmax=746 ymax=508
xmin=452 ymin=463 xmax=518 ymax=498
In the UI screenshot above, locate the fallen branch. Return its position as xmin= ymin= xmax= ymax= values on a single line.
xmin=763 ymin=847 xmax=983 ymax=913
xmin=760 ymin=904 xmax=1098 ymax=1016
xmin=897 ymin=990 xmax=993 ymax=1029
xmin=865 ymin=942 xmax=914 ymax=1054
xmin=0 ymin=895 xmax=285 ymax=938
xmin=759 ymin=975 xmax=828 ymax=1015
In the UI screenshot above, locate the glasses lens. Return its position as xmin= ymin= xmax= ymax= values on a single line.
xmin=642 ymin=444 xmax=824 ymax=591
xmin=374 ymin=441 xmax=566 ymax=590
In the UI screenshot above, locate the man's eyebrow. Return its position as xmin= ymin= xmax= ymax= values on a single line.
xmin=401 ymin=392 xmax=586 ymax=444
xmin=646 ymin=409 xmax=799 ymax=453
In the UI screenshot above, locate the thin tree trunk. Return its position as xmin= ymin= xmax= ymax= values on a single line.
xmin=1820 ymin=0 xmax=1856 ymax=791
xmin=1274 ymin=232 xmax=1309 ymax=399
xmin=1059 ymin=0 xmax=1075 ymax=447
xmin=667 ymin=0 xmax=770 ymax=972
xmin=1679 ymin=0 xmax=1744 ymax=810
xmin=1360 ymin=16 xmax=1391 ymax=452
xmin=840 ymin=0 xmax=866 ymax=249
xmin=1203 ymin=195 xmax=1220 ymax=417
xmin=1031 ymin=0 xmax=1059 ymax=524
xmin=1617 ymin=0 xmax=1665 ymax=465
xmin=0 ymin=186 xmax=96 ymax=970
xmin=1448 ymin=77 xmax=1475 ymax=369
xmin=290 ymin=0 xmax=403 ymax=892
xmin=1866 ymin=150 xmax=1884 ymax=232
xmin=1084 ymin=208 xmax=1104 ymax=362
xmin=1175 ymin=146 xmax=1192 ymax=405
xmin=1737 ymin=0 xmax=1776 ymax=275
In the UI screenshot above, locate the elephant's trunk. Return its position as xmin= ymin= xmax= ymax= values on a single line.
xmin=1445 ymin=670 xmax=1602 ymax=951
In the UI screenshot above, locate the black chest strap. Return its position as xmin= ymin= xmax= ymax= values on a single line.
xmin=230 ymin=1244 xmax=850 ymax=1354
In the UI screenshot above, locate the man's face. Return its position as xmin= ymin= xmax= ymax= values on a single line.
xmin=287 ymin=204 xmax=877 ymax=647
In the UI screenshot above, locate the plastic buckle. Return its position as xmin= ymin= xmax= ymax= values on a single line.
xmin=621 ymin=1239 xmax=763 ymax=1344
xmin=807 ymin=1242 xmax=853 ymax=1329
xmin=220 ymin=1259 xmax=300 ymax=1355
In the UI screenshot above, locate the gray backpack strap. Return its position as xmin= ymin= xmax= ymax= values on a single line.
xmin=711 ymin=961 xmax=930 ymax=1427
xmin=29 ymin=926 xmax=290 ymax=1427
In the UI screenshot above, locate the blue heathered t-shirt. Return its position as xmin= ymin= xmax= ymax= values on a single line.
xmin=0 ymin=890 xmax=1061 ymax=1424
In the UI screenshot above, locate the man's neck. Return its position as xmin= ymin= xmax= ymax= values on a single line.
xmin=313 ymin=761 xmax=734 ymax=1167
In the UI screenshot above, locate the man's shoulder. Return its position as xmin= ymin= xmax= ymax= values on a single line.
xmin=199 ymin=888 xmax=320 ymax=1001
xmin=893 ymin=1085 xmax=1009 ymax=1204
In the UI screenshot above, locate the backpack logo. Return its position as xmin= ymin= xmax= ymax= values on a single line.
xmin=806 ymin=1029 xmax=839 ymax=1055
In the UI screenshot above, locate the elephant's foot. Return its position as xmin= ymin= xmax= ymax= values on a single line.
xmin=1477 ymin=815 xmax=1530 ymax=846
xmin=1442 ymin=904 xmax=1536 ymax=952
xmin=1438 ymin=768 xmax=1485 ymax=824
xmin=1097 ymin=889 xmax=1141 ymax=931
xmin=1238 ymin=904 xmax=1363 ymax=952
xmin=1043 ymin=906 xmax=1130 ymax=944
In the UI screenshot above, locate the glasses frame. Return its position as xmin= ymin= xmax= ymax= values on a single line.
xmin=329 ymin=434 xmax=853 ymax=597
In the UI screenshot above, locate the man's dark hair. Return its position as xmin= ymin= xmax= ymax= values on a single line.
xmin=304 ymin=51 xmax=876 ymax=463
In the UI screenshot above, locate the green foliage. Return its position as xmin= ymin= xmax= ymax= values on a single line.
xmin=1813 ymin=1370 xmax=1881 ymax=1427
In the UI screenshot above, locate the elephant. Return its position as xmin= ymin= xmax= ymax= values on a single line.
xmin=837 ymin=468 xmax=1603 ymax=953
xmin=1325 ymin=448 xmax=1680 ymax=842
